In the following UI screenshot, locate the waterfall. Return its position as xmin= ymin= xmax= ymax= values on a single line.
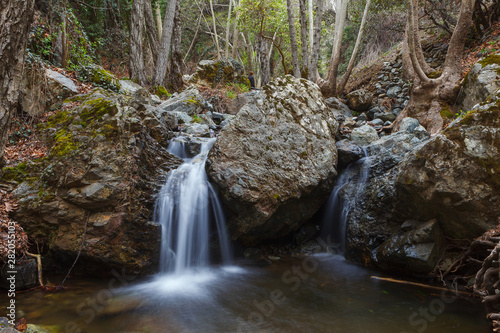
xmin=155 ymin=136 xmax=232 ymax=274
xmin=320 ymin=150 xmax=371 ymax=253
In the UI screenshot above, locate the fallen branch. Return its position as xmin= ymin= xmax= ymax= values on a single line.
xmin=371 ymin=276 xmax=474 ymax=296
xmin=26 ymin=252 xmax=43 ymax=287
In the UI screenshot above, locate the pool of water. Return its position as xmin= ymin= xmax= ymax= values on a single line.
xmin=2 ymin=254 xmax=490 ymax=333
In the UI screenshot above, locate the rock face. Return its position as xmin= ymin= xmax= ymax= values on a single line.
xmin=346 ymin=89 xmax=372 ymax=111
xmin=6 ymin=88 xmax=181 ymax=276
xmin=340 ymin=121 xmax=432 ymax=272
xmin=206 ymin=76 xmax=338 ymax=245
xmin=458 ymin=53 xmax=500 ymax=112
xmin=396 ymin=95 xmax=500 ymax=240
xmin=187 ymin=59 xmax=248 ymax=88
xmin=350 ymin=124 xmax=379 ymax=146
xmin=20 ymin=68 xmax=79 ymax=116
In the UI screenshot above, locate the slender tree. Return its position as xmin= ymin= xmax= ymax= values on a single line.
xmin=309 ymin=0 xmax=324 ymax=82
xmin=144 ymin=0 xmax=160 ymax=66
xmin=319 ymin=0 xmax=348 ymax=97
xmin=299 ymin=0 xmax=309 ymax=75
xmin=154 ymin=0 xmax=179 ymax=86
xmin=0 ymin=0 xmax=35 ymax=167
xmin=286 ymin=0 xmax=301 ymax=77
xmin=209 ymin=0 xmax=221 ymax=59
xmin=130 ymin=0 xmax=147 ymax=85
xmin=167 ymin=0 xmax=183 ymax=92
xmin=338 ymin=0 xmax=372 ymax=94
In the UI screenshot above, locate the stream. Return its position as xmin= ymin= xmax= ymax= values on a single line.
xmin=1 ymin=136 xmax=491 ymax=332
xmin=1 ymin=255 xmax=490 ymax=332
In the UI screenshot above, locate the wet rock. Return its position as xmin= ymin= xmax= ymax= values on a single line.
xmin=396 ymin=95 xmax=500 ymax=240
xmin=346 ymin=89 xmax=372 ymax=111
xmin=351 ymin=124 xmax=379 ymax=146
xmin=207 ymin=76 xmax=338 ymax=246
xmin=376 ymin=219 xmax=444 ymax=274
xmin=10 ymin=88 xmax=182 ymax=276
xmin=0 ymin=259 xmax=38 ymax=290
xmin=336 ymin=139 xmax=364 ymax=169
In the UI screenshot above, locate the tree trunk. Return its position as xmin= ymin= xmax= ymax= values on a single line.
xmin=299 ymin=0 xmax=309 ymax=76
xmin=209 ymin=0 xmax=221 ymax=59
xmin=338 ymin=0 xmax=372 ymax=94
xmin=167 ymin=0 xmax=183 ymax=92
xmin=0 ymin=0 xmax=35 ymax=167
xmin=144 ymin=0 xmax=160 ymax=66
xmin=286 ymin=0 xmax=300 ymax=77
xmin=319 ymin=0 xmax=348 ymax=97
xmin=395 ymin=0 xmax=477 ymax=135
xmin=256 ymin=36 xmax=271 ymax=86
xmin=309 ymin=0 xmax=324 ymax=82
xmin=153 ymin=0 xmax=178 ymax=86
xmin=130 ymin=0 xmax=147 ymax=85
xmin=52 ymin=0 xmax=68 ymax=67
xmin=225 ymin=0 xmax=234 ymax=57
xmin=231 ymin=0 xmax=241 ymax=59
xmin=308 ymin=0 xmax=314 ymax=55
xmin=155 ymin=2 xmax=163 ymax=41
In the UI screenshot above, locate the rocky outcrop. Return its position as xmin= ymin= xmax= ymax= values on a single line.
xmin=206 ymin=76 xmax=338 ymax=246
xmin=346 ymin=89 xmax=372 ymax=111
xmin=186 ymin=59 xmax=248 ymax=88
xmin=396 ymin=93 xmax=500 ymax=240
xmin=458 ymin=53 xmax=500 ymax=112
xmin=340 ymin=120 xmax=432 ymax=271
xmin=20 ymin=68 xmax=79 ymax=117
xmin=5 ymin=88 xmax=181 ymax=276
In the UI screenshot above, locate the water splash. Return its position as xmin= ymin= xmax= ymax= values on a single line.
xmin=155 ymin=136 xmax=232 ymax=274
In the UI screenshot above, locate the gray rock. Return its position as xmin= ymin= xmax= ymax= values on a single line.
xmin=119 ymin=79 xmax=143 ymax=95
xmin=375 ymin=112 xmax=396 ymax=122
xmin=346 ymin=89 xmax=372 ymax=111
xmin=376 ymin=219 xmax=444 ymax=273
xmin=351 ymin=124 xmax=379 ymax=146
xmin=458 ymin=54 xmax=500 ymax=111
xmin=325 ymin=97 xmax=352 ymax=118
xmin=46 ymin=68 xmax=78 ymax=93
xmin=399 ymin=117 xmax=430 ymax=140
xmin=158 ymin=87 xmax=206 ymax=115
xmin=336 ymin=139 xmax=365 ymax=169
xmin=0 ymin=259 xmax=38 ymax=290
xmin=227 ymin=93 xmax=250 ymax=115
xmin=183 ymin=123 xmax=210 ymax=137
xmin=206 ymin=75 xmax=338 ymax=245
xmin=371 ymin=118 xmax=384 ymax=126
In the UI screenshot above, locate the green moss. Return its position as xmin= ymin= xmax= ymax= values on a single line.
xmin=155 ymin=86 xmax=170 ymax=99
xmin=1 ymin=163 xmax=28 ymax=183
xmin=428 ymin=69 xmax=442 ymax=79
xmin=192 ymin=114 xmax=202 ymax=123
xmin=478 ymin=54 xmax=500 ymax=68
xmin=273 ymin=194 xmax=281 ymax=200
xmin=81 ymin=98 xmax=117 ymax=121
xmin=440 ymin=103 xmax=454 ymax=119
xmin=98 ymin=124 xmax=119 ymax=139
xmin=184 ymin=98 xmax=201 ymax=106
xmin=52 ymin=129 xmax=80 ymax=157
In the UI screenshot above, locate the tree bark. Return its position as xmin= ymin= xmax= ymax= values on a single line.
xmin=308 ymin=0 xmax=314 ymax=55
xmin=286 ymin=0 xmax=301 ymax=77
xmin=225 ymin=0 xmax=234 ymax=57
xmin=153 ymin=0 xmax=178 ymax=86
xmin=231 ymin=0 xmax=241 ymax=59
xmin=52 ymin=0 xmax=68 ymax=67
xmin=144 ymin=0 xmax=160 ymax=66
xmin=167 ymin=0 xmax=183 ymax=93
xmin=155 ymin=2 xmax=163 ymax=41
xmin=394 ymin=0 xmax=477 ymax=135
xmin=338 ymin=0 xmax=372 ymax=94
xmin=256 ymin=36 xmax=271 ymax=86
xmin=0 ymin=0 xmax=35 ymax=167
xmin=319 ymin=0 xmax=348 ymax=97
xmin=209 ymin=0 xmax=221 ymax=59
xmin=130 ymin=0 xmax=147 ymax=85
xmin=299 ymin=0 xmax=309 ymax=76
xmin=309 ymin=0 xmax=324 ymax=82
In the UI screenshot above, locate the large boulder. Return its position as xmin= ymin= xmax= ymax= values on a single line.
xmin=157 ymin=87 xmax=208 ymax=116
xmin=458 ymin=53 xmax=500 ymax=112
xmin=346 ymin=89 xmax=372 ymax=111
xmin=206 ymin=76 xmax=338 ymax=245
xmin=5 ymin=88 xmax=181 ymax=276
xmin=20 ymin=68 xmax=79 ymax=116
xmin=187 ymin=59 xmax=248 ymax=88
xmin=350 ymin=124 xmax=379 ymax=146
xmin=395 ymin=92 xmax=500 ymax=240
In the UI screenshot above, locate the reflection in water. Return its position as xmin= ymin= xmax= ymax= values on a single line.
xmin=3 ymin=255 xmax=489 ymax=333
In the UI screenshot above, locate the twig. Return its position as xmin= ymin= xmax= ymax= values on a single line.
xmin=371 ymin=276 xmax=475 ymax=296
xmin=57 ymin=212 xmax=90 ymax=290
xmin=26 ymin=252 xmax=44 ymax=287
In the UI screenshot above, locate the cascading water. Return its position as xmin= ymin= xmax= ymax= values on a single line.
xmin=320 ymin=150 xmax=371 ymax=253
xmin=154 ymin=136 xmax=232 ymax=274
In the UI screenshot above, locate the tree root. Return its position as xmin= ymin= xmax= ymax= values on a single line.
xmin=26 ymin=251 xmax=43 ymax=287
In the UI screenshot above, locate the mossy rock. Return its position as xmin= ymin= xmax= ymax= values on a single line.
xmin=77 ymin=65 xmax=121 ymax=92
